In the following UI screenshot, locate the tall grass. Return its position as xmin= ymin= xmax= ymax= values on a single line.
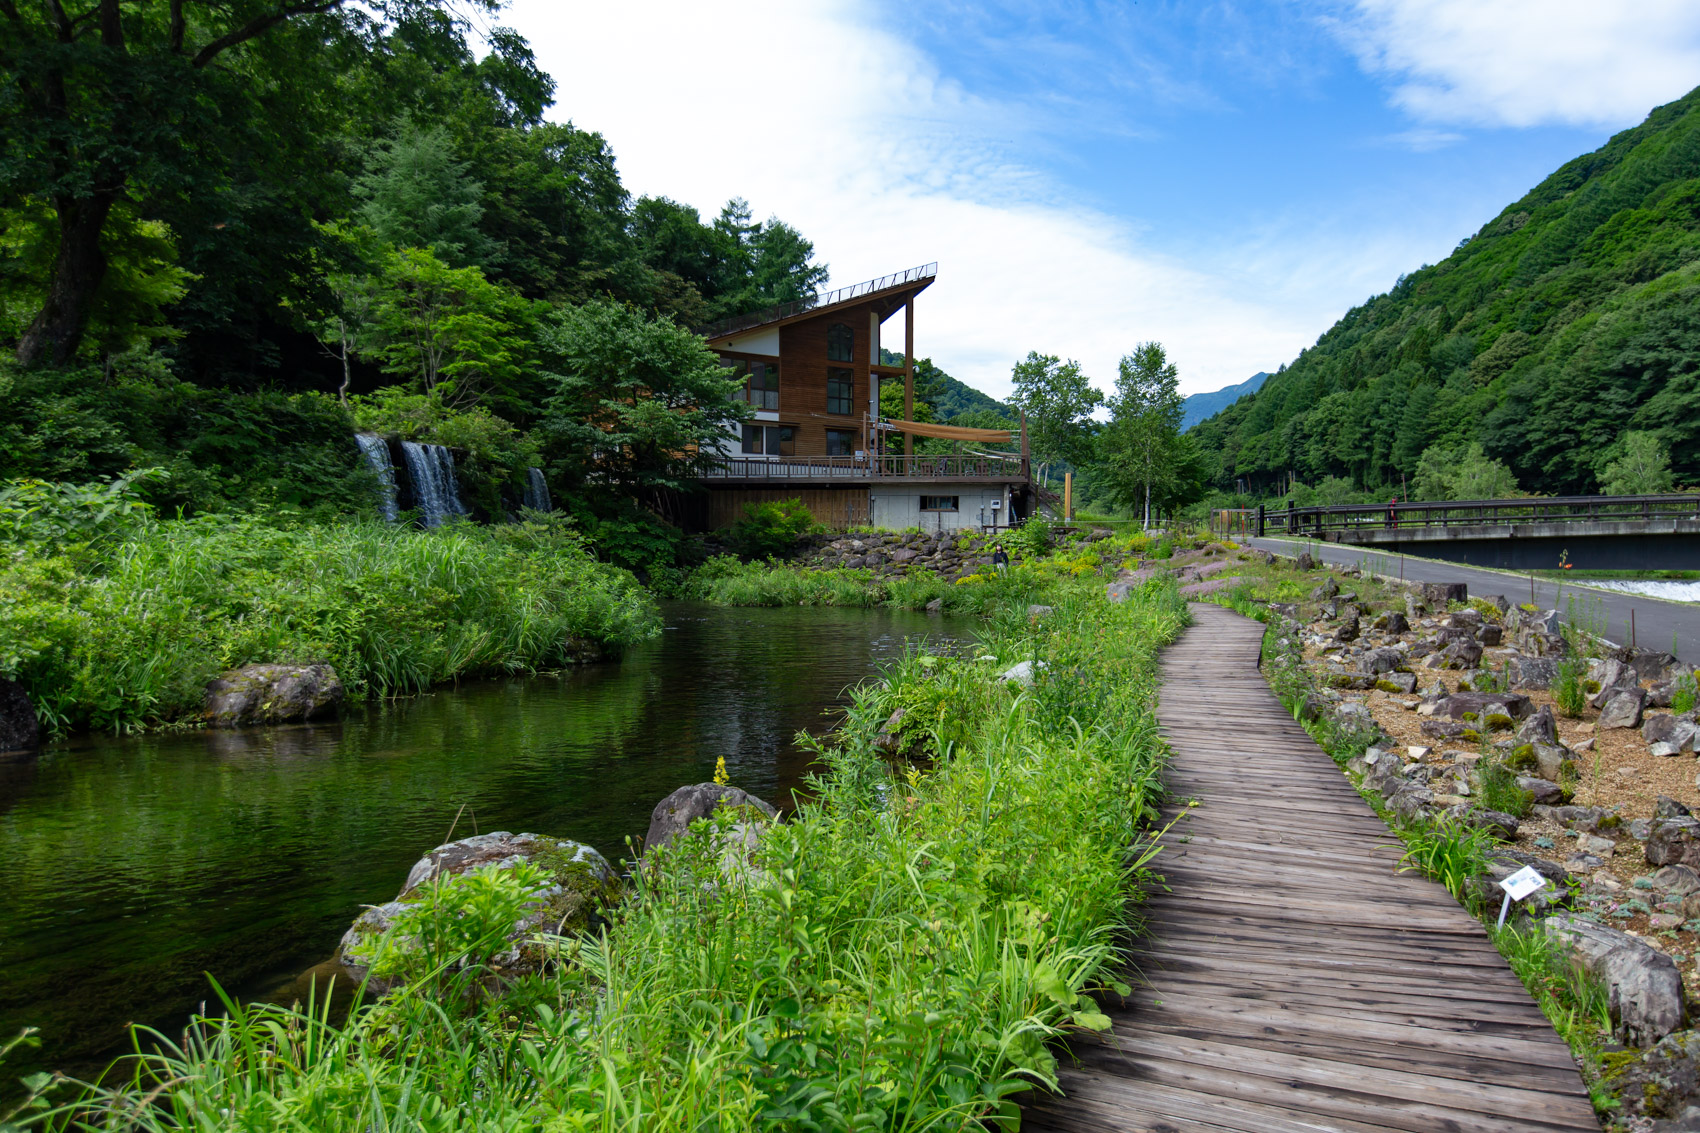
xmin=22 ymin=577 xmax=1187 ymax=1130
xmin=686 ymin=557 xmax=1063 ymax=615
xmin=0 ymin=514 xmax=660 ymax=734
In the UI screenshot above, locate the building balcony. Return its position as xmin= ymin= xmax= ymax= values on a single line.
xmin=700 ymin=453 xmax=1028 ymax=485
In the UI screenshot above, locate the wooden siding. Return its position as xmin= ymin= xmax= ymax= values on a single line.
xmin=703 ymin=486 xmax=870 ymax=530
xmin=716 ymin=299 xmax=902 ymax=458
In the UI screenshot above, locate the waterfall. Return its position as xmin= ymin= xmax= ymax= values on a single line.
xmin=522 ymin=467 xmax=553 ymax=512
xmin=399 ymin=441 xmax=469 ymax=527
xmin=355 ymin=434 xmax=399 ymax=522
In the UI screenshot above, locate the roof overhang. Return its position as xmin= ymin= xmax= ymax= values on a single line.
xmin=702 ymin=263 xmax=936 ymax=346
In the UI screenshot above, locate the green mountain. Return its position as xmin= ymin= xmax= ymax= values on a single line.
xmin=879 ymin=349 xmax=1013 ymax=420
xmin=1189 ymin=85 xmax=1700 ymax=496
xmin=1181 ymin=372 xmax=1268 ymax=432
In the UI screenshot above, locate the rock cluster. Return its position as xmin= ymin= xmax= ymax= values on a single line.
xmin=802 ymin=527 xmax=1110 ymax=581
xmin=336 ymin=781 xmax=781 ymax=995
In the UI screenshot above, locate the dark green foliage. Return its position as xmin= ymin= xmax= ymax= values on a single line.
xmin=0 ymin=360 xmax=371 ymax=516
xmin=1480 ymin=761 xmax=1536 ymax=818
xmin=729 ymin=498 xmax=818 ymax=559
xmin=1190 ymin=85 xmax=1700 ymax=496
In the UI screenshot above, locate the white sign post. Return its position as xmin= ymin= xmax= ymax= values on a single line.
xmin=1496 ymin=865 xmax=1548 ymax=929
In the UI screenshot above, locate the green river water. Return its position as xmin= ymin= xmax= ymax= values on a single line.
xmin=0 ymin=602 xmax=970 ymax=1086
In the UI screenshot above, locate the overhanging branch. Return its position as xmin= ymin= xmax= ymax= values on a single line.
xmin=190 ymin=0 xmax=343 ymax=68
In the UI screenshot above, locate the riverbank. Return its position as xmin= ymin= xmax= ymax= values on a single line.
xmin=0 ymin=513 xmax=659 ymax=737
xmin=16 ymin=569 xmax=1187 ymax=1129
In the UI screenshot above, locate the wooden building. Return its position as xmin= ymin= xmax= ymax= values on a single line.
xmin=691 ymin=264 xmax=1034 ymax=532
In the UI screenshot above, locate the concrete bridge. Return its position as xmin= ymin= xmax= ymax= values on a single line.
xmin=1254 ymin=493 xmax=1700 ymax=571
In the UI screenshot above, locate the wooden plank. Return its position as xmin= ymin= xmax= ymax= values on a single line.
xmin=1026 ymin=601 xmax=1599 ymax=1132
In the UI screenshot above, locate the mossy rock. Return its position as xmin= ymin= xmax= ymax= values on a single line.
xmin=338 ymin=832 xmax=621 ymax=992
xmin=1506 ymin=744 xmax=1539 ymax=773
xmin=1486 ymin=713 xmax=1515 ymax=731
xmin=1375 ymin=680 xmax=1404 ymax=694
xmin=1462 ymin=728 xmax=1482 ymax=743
xmin=1462 ymin=711 xmax=1480 ymax=722
xmin=1597 ymin=812 xmax=1623 ymax=832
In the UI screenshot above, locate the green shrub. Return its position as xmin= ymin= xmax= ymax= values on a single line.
xmin=1554 ymin=658 xmax=1588 ymax=718
xmin=1672 ymin=671 xmax=1698 ymax=716
xmin=1399 ymin=820 xmax=1498 ymax=904
xmin=729 ymin=498 xmax=818 ymax=558
xmin=1480 ymin=761 xmax=1535 ymax=817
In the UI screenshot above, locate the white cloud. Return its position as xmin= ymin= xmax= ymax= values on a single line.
xmin=503 ymin=0 xmax=1330 ymax=397
xmin=1334 ymin=0 xmax=1700 ymax=128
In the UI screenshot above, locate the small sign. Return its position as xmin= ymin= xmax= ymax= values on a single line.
xmin=1499 ymin=865 xmax=1547 ymax=901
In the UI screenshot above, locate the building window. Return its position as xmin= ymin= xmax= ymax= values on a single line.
xmin=826 ymin=368 xmax=854 ymax=415
xmin=741 ymin=423 xmax=795 ymax=456
xmin=826 ymin=428 xmax=856 ymax=456
xmin=726 ymin=359 xmax=779 ymax=410
xmin=827 ymin=323 xmax=853 ymax=362
xmin=920 ymin=495 xmax=959 ymax=511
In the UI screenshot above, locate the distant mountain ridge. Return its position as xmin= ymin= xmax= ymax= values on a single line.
xmin=1187 ymin=84 xmax=1700 ymax=496
xmin=1181 ymin=372 xmax=1269 ymax=432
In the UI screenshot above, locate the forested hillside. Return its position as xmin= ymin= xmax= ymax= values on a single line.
xmin=1190 ymin=85 xmax=1700 ymax=497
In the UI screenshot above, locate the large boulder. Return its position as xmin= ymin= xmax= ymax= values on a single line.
xmin=644 ymin=783 xmax=778 ymax=853
xmin=205 ymin=663 xmax=343 ymax=727
xmin=1645 ymin=713 xmax=1700 ymax=753
xmin=1421 ymin=581 xmax=1467 ymax=606
xmin=1426 ymin=691 xmax=1535 ymax=722
xmin=0 ymin=678 xmax=40 ymax=754
xmin=339 ymin=831 xmax=619 ymax=992
xmin=1647 ymin=818 xmax=1700 ymax=869
xmin=1545 ymin=914 xmax=1687 ymax=1047
xmin=1602 ymin=1029 xmax=1700 ymax=1128
xmin=1600 ymin=688 xmax=1649 ymax=731
xmin=1515 ymin=704 xmax=1559 ymax=747
xmin=1508 ymin=656 xmax=1559 ymax=690
xmin=1589 ymin=658 xmax=1641 ymax=709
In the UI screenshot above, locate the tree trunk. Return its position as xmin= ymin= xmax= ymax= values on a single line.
xmin=15 ymin=192 xmax=118 ymax=367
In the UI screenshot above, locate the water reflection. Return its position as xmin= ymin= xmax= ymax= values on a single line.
xmin=0 ymin=602 xmax=969 ymax=1082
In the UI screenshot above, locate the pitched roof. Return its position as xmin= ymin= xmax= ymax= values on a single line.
xmin=700 ymin=263 xmax=936 ymax=343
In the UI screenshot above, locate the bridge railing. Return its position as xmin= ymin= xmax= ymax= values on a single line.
xmin=1264 ymin=493 xmax=1700 ymax=536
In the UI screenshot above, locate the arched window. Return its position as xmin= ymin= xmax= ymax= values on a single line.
xmin=827 ymin=323 xmax=853 ymax=362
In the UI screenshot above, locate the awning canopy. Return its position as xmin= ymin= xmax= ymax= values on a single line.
xmin=884 ymin=419 xmax=1013 ymax=443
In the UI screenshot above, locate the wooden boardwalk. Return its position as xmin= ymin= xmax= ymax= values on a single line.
xmin=1023 ymin=602 xmax=1600 ymax=1133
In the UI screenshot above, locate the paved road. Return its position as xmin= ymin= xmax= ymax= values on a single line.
xmin=1248 ymin=535 xmax=1700 ymax=665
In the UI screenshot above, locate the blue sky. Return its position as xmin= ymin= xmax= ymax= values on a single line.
xmin=505 ymin=0 xmax=1700 ymax=398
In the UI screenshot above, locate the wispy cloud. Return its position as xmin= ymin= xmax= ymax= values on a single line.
xmin=506 ymin=0 xmax=1360 ymax=396
xmin=1330 ymin=0 xmax=1700 ymax=128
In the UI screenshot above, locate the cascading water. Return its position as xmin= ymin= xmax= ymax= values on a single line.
xmin=522 ymin=467 xmax=553 ymax=512
xmin=354 ymin=434 xmax=400 ymax=522
xmin=399 ymin=441 xmax=469 ymax=527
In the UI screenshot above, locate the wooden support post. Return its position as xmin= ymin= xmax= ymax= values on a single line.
xmin=1064 ymin=472 xmax=1073 ymax=522
xmin=903 ymin=297 xmax=914 ymax=459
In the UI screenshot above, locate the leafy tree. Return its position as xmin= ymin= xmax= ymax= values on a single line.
xmin=1008 ymin=351 xmax=1101 ymax=479
xmin=1 ymin=0 xmax=374 ymax=366
xmin=1411 ymin=442 xmax=1520 ymax=500
xmin=1 ymin=199 xmax=193 ymax=359
xmin=366 ymin=247 xmax=533 ymax=412
xmin=1095 ymin=343 xmax=1204 ymax=525
xmin=354 ymin=123 xmax=497 ymax=269
xmin=538 ymin=301 xmax=749 ymax=497
xmin=1599 ymin=431 xmax=1675 ymax=495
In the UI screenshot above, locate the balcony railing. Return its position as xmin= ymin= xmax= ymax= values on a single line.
xmin=697 ymin=263 xmax=939 ymax=340
xmin=701 ymin=452 xmax=1025 ymax=481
